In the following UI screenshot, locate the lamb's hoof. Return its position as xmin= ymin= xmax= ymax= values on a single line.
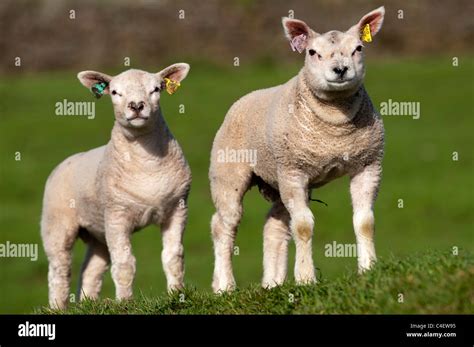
xmin=167 ymin=283 xmax=185 ymax=293
xmin=261 ymin=280 xmax=283 ymax=290
xmin=295 ymin=277 xmax=317 ymax=286
xmin=357 ymin=258 xmax=377 ymax=274
xmin=212 ymin=280 xmax=236 ymax=294
xmin=115 ymin=286 xmax=133 ymax=301
xmin=49 ymin=300 xmax=68 ymax=311
xmin=295 ymin=267 xmax=317 ymax=285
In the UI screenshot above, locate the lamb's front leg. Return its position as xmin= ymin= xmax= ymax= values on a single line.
xmin=105 ymin=211 xmax=136 ymax=300
xmin=160 ymin=202 xmax=187 ymax=292
xmin=350 ymin=163 xmax=382 ymax=273
xmin=279 ymin=171 xmax=316 ymax=284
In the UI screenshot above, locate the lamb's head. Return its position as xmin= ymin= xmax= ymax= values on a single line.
xmin=282 ymin=7 xmax=384 ymax=99
xmin=78 ymin=63 xmax=190 ymax=130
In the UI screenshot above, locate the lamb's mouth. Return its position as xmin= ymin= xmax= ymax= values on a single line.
xmin=327 ymin=78 xmax=354 ymax=85
xmin=126 ymin=115 xmax=149 ymax=121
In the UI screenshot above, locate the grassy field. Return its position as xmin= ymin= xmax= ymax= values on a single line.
xmin=0 ymin=57 xmax=473 ymax=313
xmin=39 ymin=250 xmax=474 ymax=314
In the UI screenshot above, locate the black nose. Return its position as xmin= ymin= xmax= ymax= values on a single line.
xmin=333 ymin=66 xmax=349 ymax=77
xmin=128 ymin=101 xmax=145 ymax=113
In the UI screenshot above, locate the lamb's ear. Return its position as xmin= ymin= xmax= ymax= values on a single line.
xmin=77 ymin=71 xmax=113 ymax=95
xmin=157 ymin=63 xmax=190 ymax=83
xmin=282 ymin=17 xmax=314 ymax=53
xmin=349 ymin=6 xmax=385 ymax=40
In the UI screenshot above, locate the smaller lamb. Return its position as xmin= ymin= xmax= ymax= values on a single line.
xmin=209 ymin=7 xmax=385 ymax=292
xmin=41 ymin=64 xmax=191 ymax=309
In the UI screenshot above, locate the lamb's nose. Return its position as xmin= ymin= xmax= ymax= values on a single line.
xmin=128 ymin=101 xmax=145 ymax=113
xmin=333 ymin=66 xmax=349 ymax=77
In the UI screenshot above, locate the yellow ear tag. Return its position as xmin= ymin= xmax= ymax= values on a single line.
xmin=361 ymin=24 xmax=372 ymax=43
xmin=164 ymin=78 xmax=180 ymax=95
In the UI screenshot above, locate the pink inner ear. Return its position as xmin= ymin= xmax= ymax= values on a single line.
xmin=290 ymin=34 xmax=307 ymax=53
xmin=361 ymin=13 xmax=382 ymax=35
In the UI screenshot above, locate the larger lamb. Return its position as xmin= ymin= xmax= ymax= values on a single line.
xmin=209 ymin=7 xmax=385 ymax=292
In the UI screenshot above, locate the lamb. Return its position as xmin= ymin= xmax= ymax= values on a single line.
xmin=41 ymin=64 xmax=191 ymax=309
xmin=209 ymin=7 xmax=385 ymax=292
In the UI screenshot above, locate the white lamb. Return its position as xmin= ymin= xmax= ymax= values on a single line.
xmin=41 ymin=64 xmax=191 ymax=309
xmin=209 ymin=7 xmax=385 ymax=292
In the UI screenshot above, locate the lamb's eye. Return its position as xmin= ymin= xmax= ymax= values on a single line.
xmin=308 ymin=49 xmax=322 ymax=59
xmin=353 ymin=45 xmax=363 ymax=55
xmin=111 ymin=90 xmax=117 ymax=95
xmin=153 ymin=86 xmax=160 ymax=93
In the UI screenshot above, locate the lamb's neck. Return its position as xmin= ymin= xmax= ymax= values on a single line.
xmin=110 ymin=116 xmax=173 ymax=165
xmin=296 ymin=71 xmax=365 ymax=127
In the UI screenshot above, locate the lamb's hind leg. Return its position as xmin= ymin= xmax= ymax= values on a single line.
xmin=262 ymin=200 xmax=291 ymax=288
xmin=77 ymin=237 xmax=110 ymax=301
xmin=210 ymin=169 xmax=252 ymax=293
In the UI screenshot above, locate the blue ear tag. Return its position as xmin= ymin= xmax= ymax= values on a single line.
xmin=91 ymin=82 xmax=108 ymax=99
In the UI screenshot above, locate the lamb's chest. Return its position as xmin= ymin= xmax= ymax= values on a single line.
xmin=307 ymin=130 xmax=377 ymax=186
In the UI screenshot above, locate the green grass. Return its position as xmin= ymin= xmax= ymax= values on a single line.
xmin=1 ymin=57 xmax=473 ymax=313
xmin=38 ymin=250 xmax=474 ymax=314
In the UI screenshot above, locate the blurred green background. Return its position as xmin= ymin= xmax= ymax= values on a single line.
xmin=0 ymin=0 xmax=473 ymax=313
